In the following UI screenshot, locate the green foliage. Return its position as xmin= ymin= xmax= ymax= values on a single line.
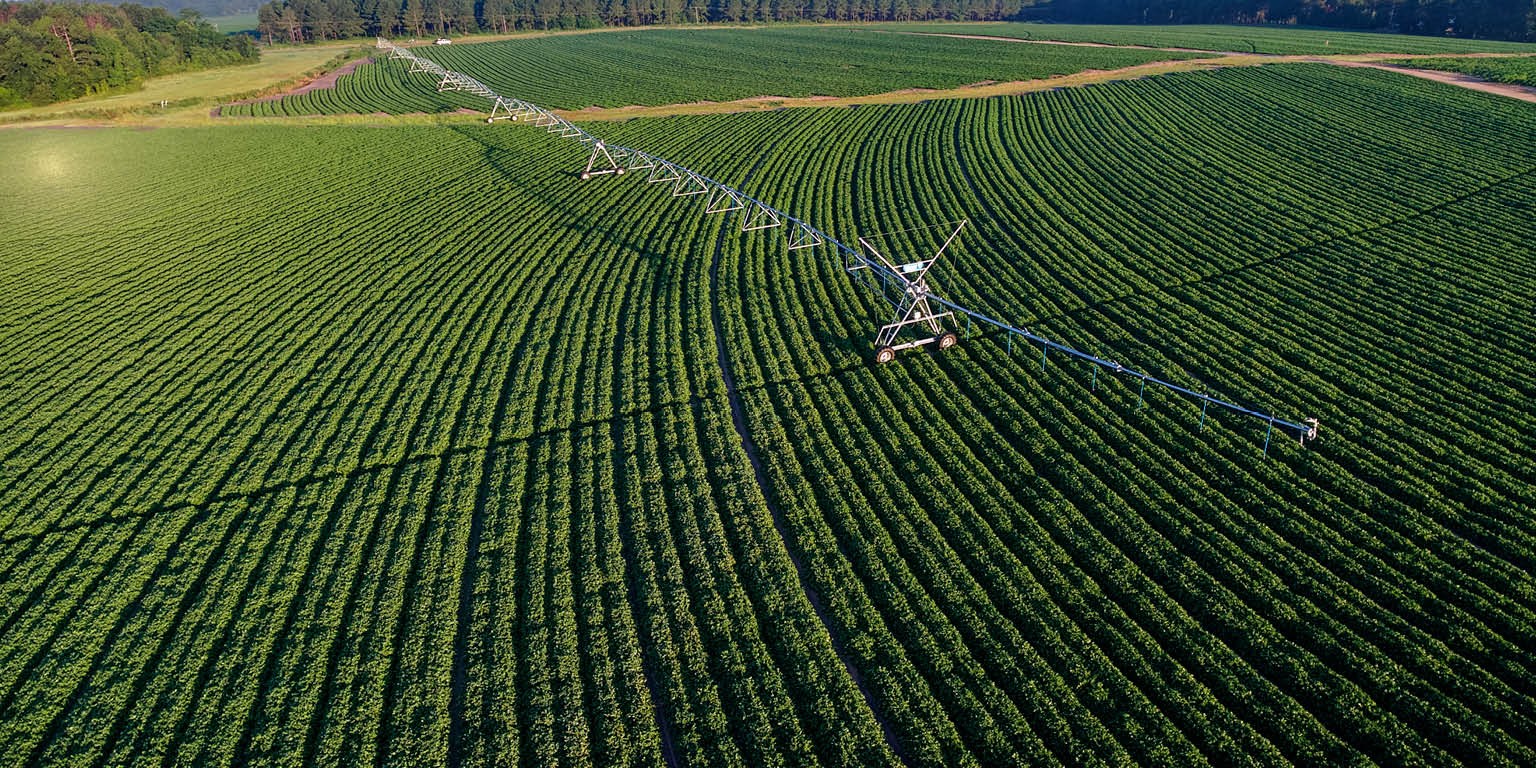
xmin=1394 ymin=54 xmax=1536 ymax=84
xmin=0 ymin=1 xmax=259 ymax=110
xmin=250 ymin=0 xmax=1536 ymax=43
xmin=1045 ymin=0 xmax=1536 ymax=41
xmin=871 ymin=20 xmax=1536 ymax=53
xmin=221 ymin=26 xmax=1212 ymax=115
xmin=206 ymin=12 xmax=261 ymax=33
xmin=254 ymin=0 xmax=1029 ymax=43
xmin=2 ymin=62 xmax=1536 ymax=766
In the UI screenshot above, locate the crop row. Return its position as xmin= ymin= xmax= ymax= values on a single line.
xmin=0 ymin=122 xmax=894 ymax=767
xmin=2 ymin=61 xmax=1534 ymax=765
xmin=869 ymin=21 xmax=1536 ymax=54
xmin=221 ymin=27 xmax=1210 ymax=116
xmin=605 ymin=63 xmax=1536 ymax=763
xmin=1393 ymin=56 xmax=1536 ymax=85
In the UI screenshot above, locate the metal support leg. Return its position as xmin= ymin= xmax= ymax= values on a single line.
xmin=487 ymin=98 xmax=519 ymax=123
xmin=874 ymin=296 xmax=951 ymax=349
xmin=1200 ymin=399 xmax=1208 ymax=432
xmin=580 ymin=141 xmax=622 ymax=180
xmin=1041 ymin=343 xmax=1047 ymax=371
xmin=1263 ymin=419 xmax=1274 ymax=457
xmin=1137 ymin=376 xmax=1146 ymax=409
xmin=1091 ymin=367 xmax=1097 ymax=391
xmin=863 ymin=222 xmax=966 ymax=363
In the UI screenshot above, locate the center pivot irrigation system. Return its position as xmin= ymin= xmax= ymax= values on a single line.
xmin=378 ymin=39 xmax=1322 ymax=453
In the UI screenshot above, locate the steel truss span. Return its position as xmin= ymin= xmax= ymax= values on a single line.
xmin=376 ymin=38 xmax=1321 ymax=451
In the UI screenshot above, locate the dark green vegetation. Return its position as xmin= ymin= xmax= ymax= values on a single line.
xmin=1044 ymin=0 xmax=1536 ymax=40
xmin=1397 ymin=54 xmax=1536 ymax=84
xmin=220 ymin=27 xmax=1211 ymax=116
xmin=136 ymin=0 xmax=257 ymax=18
xmin=250 ymin=0 xmax=1028 ymax=44
xmin=0 ymin=1 xmax=259 ymax=109
xmin=251 ymin=0 xmax=1536 ymax=44
xmin=4 ymin=62 xmax=1536 ymax=765
xmin=206 ymin=12 xmax=260 ymax=33
xmin=875 ymin=20 xmax=1536 ymax=53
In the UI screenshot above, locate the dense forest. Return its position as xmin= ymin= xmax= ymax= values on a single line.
xmin=252 ymin=0 xmax=1535 ymax=41
xmin=0 ymin=2 xmax=259 ymax=108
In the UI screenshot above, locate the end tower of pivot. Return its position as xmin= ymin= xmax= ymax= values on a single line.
xmin=858 ymin=220 xmax=967 ymax=364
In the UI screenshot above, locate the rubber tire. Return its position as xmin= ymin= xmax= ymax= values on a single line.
xmin=937 ymin=333 xmax=959 ymax=351
xmin=875 ymin=346 xmax=896 ymax=364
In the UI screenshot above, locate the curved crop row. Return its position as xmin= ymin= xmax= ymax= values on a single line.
xmin=868 ymin=21 xmax=1536 ymax=55
xmin=1392 ymin=56 xmax=1536 ymax=85
xmin=601 ymin=62 xmax=1536 ymax=764
xmin=221 ymin=27 xmax=1211 ymax=116
xmin=2 ymin=61 xmax=1534 ymax=766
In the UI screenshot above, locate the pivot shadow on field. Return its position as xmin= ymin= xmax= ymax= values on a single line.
xmin=448 ymin=122 xmax=874 ymax=363
xmin=447 ymin=124 xmax=674 ymax=266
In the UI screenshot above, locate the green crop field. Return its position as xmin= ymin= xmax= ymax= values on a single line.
xmin=1396 ymin=55 xmax=1536 ymax=84
xmin=871 ymin=21 xmax=1536 ymax=54
xmin=4 ymin=43 xmax=1536 ymax=768
xmin=207 ymin=13 xmax=260 ymax=35
xmin=220 ymin=27 xmax=1213 ymax=116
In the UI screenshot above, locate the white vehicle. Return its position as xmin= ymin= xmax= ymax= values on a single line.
xmin=434 ymin=38 xmax=451 ymax=45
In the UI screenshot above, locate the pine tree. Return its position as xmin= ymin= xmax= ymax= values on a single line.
xmin=400 ymin=0 xmax=425 ymax=36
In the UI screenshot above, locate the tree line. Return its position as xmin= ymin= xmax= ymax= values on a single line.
xmin=0 ymin=2 xmax=259 ymax=109
xmin=254 ymin=0 xmax=1535 ymax=43
xmin=255 ymin=0 xmax=1030 ymax=42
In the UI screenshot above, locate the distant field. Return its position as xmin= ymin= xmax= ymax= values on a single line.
xmin=4 ymin=63 xmax=1536 ymax=765
xmin=207 ymin=12 xmax=259 ymax=34
xmin=871 ymin=21 xmax=1536 ymax=54
xmin=1396 ymin=55 xmax=1536 ymax=84
xmin=220 ymin=26 xmax=1213 ymax=115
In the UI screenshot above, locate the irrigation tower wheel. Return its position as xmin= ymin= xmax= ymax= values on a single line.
xmin=875 ymin=346 xmax=896 ymax=364
xmin=938 ymin=333 xmax=959 ymax=351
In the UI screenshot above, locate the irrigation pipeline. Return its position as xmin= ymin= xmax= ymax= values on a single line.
xmin=376 ymin=38 xmax=1320 ymax=449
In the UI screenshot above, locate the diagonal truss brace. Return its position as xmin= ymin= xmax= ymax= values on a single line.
xmin=741 ymin=203 xmax=782 ymax=231
xmin=672 ymin=172 xmax=710 ymax=197
xmin=647 ymin=162 xmax=682 ymax=185
xmin=706 ymin=186 xmax=747 ymax=214
xmin=787 ymin=223 xmax=823 ymax=251
xmin=487 ymin=97 xmax=533 ymax=123
xmin=625 ymin=152 xmax=656 ymax=172
xmin=580 ymin=141 xmax=623 ymax=179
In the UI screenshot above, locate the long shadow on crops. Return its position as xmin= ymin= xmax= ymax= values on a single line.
xmin=0 ymin=358 xmax=879 ymax=555
xmin=446 ymin=124 xmax=677 ymax=266
xmin=444 ymin=120 xmax=690 ymax=766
